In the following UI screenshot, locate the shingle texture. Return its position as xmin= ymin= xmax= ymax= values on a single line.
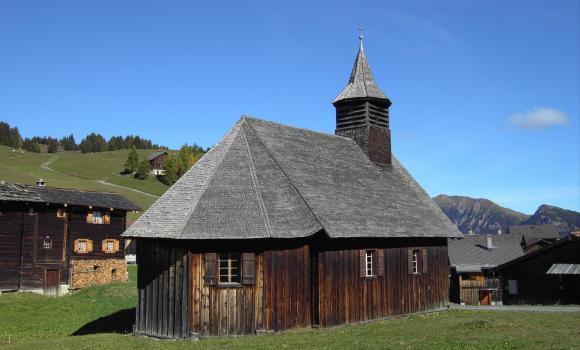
xmin=124 ymin=117 xmax=461 ymax=240
xmin=333 ymin=45 xmax=389 ymax=103
xmin=508 ymin=224 xmax=561 ymax=244
xmin=448 ymin=235 xmax=525 ymax=272
xmin=0 ymin=183 xmax=140 ymax=211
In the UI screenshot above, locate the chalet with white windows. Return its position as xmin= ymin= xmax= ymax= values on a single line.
xmin=0 ymin=181 xmax=140 ymax=296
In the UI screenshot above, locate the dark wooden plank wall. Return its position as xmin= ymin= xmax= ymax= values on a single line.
xmin=1 ymin=201 xmax=129 ymax=292
xmin=135 ymin=237 xmax=449 ymax=339
xmin=500 ymin=238 xmax=580 ymax=305
xmin=262 ymin=245 xmax=311 ymax=332
xmin=136 ymin=239 xmax=190 ymax=339
xmin=68 ymin=207 xmax=126 ymax=260
xmin=316 ymin=238 xmax=449 ymax=327
xmin=0 ymin=203 xmax=26 ymax=290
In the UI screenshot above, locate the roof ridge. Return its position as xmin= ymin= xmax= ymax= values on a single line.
xmin=7 ymin=182 xmax=122 ymax=196
xmin=172 ymin=122 xmax=242 ymax=239
xmin=240 ymin=119 xmax=273 ymax=238
xmin=243 ymin=118 xmax=325 ymax=234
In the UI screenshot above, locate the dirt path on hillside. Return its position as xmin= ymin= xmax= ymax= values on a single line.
xmin=41 ymin=156 xmax=159 ymax=199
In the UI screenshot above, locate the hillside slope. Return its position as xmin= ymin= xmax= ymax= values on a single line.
xmin=523 ymin=204 xmax=580 ymax=234
xmin=0 ymin=146 xmax=169 ymax=218
xmin=433 ymin=194 xmax=529 ymax=234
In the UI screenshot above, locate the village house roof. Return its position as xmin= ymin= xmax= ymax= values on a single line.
xmin=124 ymin=117 xmax=461 ymax=240
xmin=508 ymin=224 xmax=562 ymax=245
xmin=0 ymin=182 xmax=140 ymax=211
xmin=448 ymin=235 xmax=525 ymax=273
xmin=147 ymin=150 xmax=168 ymax=161
xmin=333 ymin=40 xmax=390 ymax=104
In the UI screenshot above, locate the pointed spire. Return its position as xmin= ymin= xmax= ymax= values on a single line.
xmin=333 ymin=33 xmax=389 ymax=104
xmin=358 ymin=27 xmax=364 ymax=51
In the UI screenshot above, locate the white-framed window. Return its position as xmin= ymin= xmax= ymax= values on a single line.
xmin=365 ymin=250 xmax=374 ymax=277
xmin=92 ymin=211 xmax=103 ymax=224
xmin=43 ymin=240 xmax=52 ymax=249
xmin=412 ymin=249 xmax=419 ymax=274
xmin=106 ymin=241 xmax=114 ymax=252
xmin=78 ymin=240 xmax=87 ymax=252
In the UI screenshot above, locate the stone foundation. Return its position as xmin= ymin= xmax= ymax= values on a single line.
xmin=69 ymin=259 xmax=127 ymax=289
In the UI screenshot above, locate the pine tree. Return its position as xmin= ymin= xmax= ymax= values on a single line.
xmin=134 ymin=160 xmax=151 ymax=180
xmin=123 ymin=147 xmax=139 ymax=174
xmin=159 ymin=154 xmax=178 ymax=185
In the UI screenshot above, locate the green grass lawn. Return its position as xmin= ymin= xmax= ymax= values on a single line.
xmin=0 ymin=146 xmax=166 ymax=216
xmin=0 ymin=265 xmax=579 ymax=350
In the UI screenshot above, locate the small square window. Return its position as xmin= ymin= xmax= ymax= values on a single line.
xmin=43 ymin=240 xmax=52 ymax=249
xmin=78 ymin=241 xmax=87 ymax=252
xmin=219 ymin=253 xmax=241 ymax=284
xmin=106 ymin=241 xmax=114 ymax=252
xmin=92 ymin=211 xmax=103 ymax=224
xmin=56 ymin=209 xmax=66 ymax=218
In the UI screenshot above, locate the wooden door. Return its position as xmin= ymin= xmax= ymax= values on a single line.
xmin=44 ymin=269 xmax=60 ymax=296
xmin=479 ymin=290 xmax=491 ymax=305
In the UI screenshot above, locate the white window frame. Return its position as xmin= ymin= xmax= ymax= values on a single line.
xmin=105 ymin=241 xmax=114 ymax=252
xmin=78 ymin=240 xmax=87 ymax=252
xmin=365 ymin=250 xmax=374 ymax=277
xmin=43 ymin=240 xmax=52 ymax=249
xmin=92 ymin=211 xmax=103 ymax=224
xmin=412 ymin=250 xmax=419 ymax=274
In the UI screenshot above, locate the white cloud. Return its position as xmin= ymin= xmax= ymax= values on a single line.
xmin=508 ymin=107 xmax=569 ymax=129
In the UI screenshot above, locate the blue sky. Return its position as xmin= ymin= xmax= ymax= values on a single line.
xmin=0 ymin=0 xmax=578 ymax=214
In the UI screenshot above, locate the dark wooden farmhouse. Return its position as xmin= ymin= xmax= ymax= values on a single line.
xmin=448 ymin=234 xmax=524 ymax=305
xmin=147 ymin=151 xmax=168 ymax=175
xmin=123 ymin=39 xmax=461 ymax=339
xmin=493 ymin=235 xmax=580 ymax=305
xmin=508 ymin=224 xmax=563 ymax=253
xmin=0 ymin=182 xmax=139 ymax=296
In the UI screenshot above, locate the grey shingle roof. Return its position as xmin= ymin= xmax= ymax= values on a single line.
xmin=147 ymin=151 xmax=168 ymax=161
xmin=508 ymin=224 xmax=561 ymax=244
xmin=124 ymin=116 xmax=461 ymax=240
xmin=333 ymin=44 xmax=389 ymax=103
xmin=448 ymin=235 xmax=525 ymax=272
xmin=0 ymin=183 xmax=140 ymax=211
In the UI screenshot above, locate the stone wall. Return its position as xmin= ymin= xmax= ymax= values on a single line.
xmin=69 ymin=258 xmax=127 ymax=289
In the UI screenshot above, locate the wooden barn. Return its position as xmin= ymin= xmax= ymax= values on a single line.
xmin=123 ymin=39 xmax=461 ymax=339
xmin=493 ymin=235 xmax=580 ymax=305
xmin=448 ymin=234 xmax=524 ymax=305
xmin=0 ymin=181 xmax=139 ymax=296
xmin=147 ymin=151 xmax=168 ymax=175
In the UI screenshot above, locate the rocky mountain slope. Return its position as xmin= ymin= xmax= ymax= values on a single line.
xmin=522 ymin=204 xmax=580 ymax=235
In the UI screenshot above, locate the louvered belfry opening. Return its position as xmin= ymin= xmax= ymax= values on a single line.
xmin=333 ymin=39 xmax=392 ymax=166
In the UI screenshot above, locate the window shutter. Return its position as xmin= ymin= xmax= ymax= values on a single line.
xmin=242 ymin=253 xmax=255 ymax=285
xmin=422 ymin=248 xmax=428 ymax=274
xmin=407 ymin=249 xmax=414 ymax=274
xmin=377 ymin=249 xmax=385 ymax=277
xmin=104 ymin=214 xmax=111 ymax=224
xmin=101 ymin=240 xmax=107 ymax=252
xmin=204 ymin=253 xmax=217 ymax=285
xmin=114 ymin=239 xmax=120 ymax=252
xmin=359 ymin=250 xmax=366 ymax=277
xmin=87 ymin=240 xmax=93 ymax=253
xmin=73 ymin=240 xmax=79 ymax=253
xmin=86 ymin=212 xmax=93 ymax=223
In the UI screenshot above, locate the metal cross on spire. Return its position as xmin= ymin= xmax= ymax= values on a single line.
xmin=358 ymin=27 xmax=364 ymax=50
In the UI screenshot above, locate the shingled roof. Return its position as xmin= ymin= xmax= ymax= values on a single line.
xmin=0 ymin=182 xmax=140 ymax=211
xmin=448 ymin=235 xmax=525 ymax=273
xmin=124 ymin=117 xmax=461 ymax=240
xmin=333 ymin=40 xmax=389 ymax=104
xmin=508 ymin=224 xmax=562 ymax=244
xmin=147 ymin=151 xmax=168 ymax=161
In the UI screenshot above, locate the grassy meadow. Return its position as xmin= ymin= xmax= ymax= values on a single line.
xmin=0 ymin=146 xmax=169 ymax=217
xmin=0 ymin=265 xmax=579 ymax=349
